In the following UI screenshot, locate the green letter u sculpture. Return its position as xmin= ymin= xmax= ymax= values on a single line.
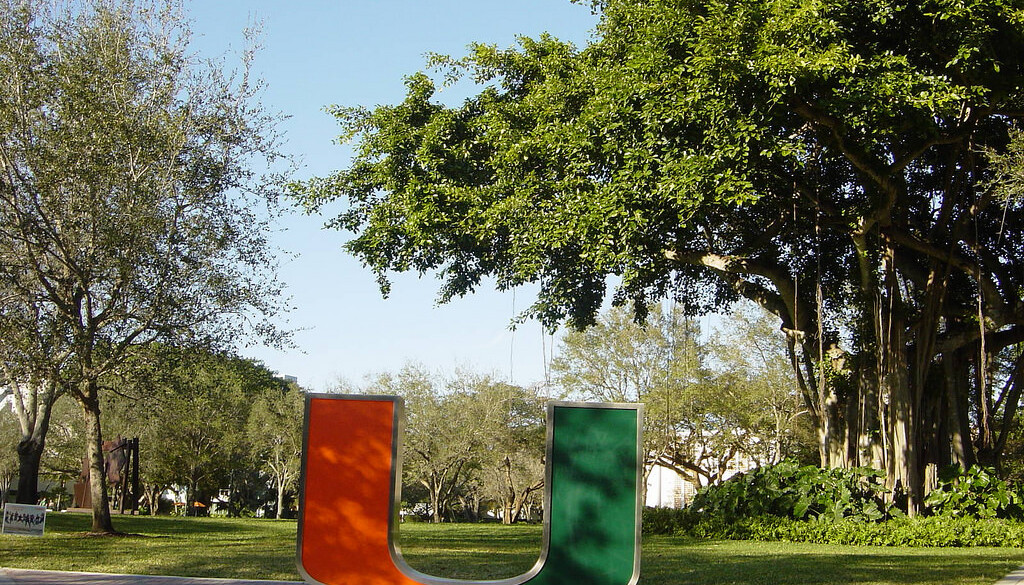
xmin=298 ymin=394 xmax=643 ymax=585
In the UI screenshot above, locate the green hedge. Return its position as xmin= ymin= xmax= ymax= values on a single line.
xmin=641 ymin=461 xmax=1024 ymax=546
xmin=925 ymin=464 xmax=1023 ymax=519
xmin=643 ymin=506 xmax=691 ymax=535
xmin=684 ymin=460 xmax=895 ymax=523
xmin=674 ymin=515 xmax=1024 ymax=547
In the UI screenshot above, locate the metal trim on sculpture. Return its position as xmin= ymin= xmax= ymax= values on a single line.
xmin=297 ymin=394 xmax=643 ymax=585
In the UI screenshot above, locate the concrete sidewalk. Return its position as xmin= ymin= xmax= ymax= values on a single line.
xmin=997 ymin=567 xmax=1024 ymax=585
xmin=6 ymin=566 xmax=1024 ymax=585
xmin=0 ymin=568 xmax=303 ymax=585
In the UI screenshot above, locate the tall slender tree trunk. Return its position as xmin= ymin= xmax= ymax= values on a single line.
xmin=880 ymin=308 xmax=923 ymax=514
xmin=276 ymin=475 xmax=285 ymax=520
xmin=145 ymin=485 xmax=162 ymax=516
xmin=80 ymin=386 xmax=116 ymax=534
xmin=822 ymin=389 xmax=846 ymax=468
xmin=943 ymin=349 xmax=976 ymax=468
xmin=855 ymin=365 xmax=884 ymax=469
xmin=425 ymin=476 xmax=443 ymax=523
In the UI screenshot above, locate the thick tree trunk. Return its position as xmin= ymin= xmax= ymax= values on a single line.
xmin=855 ymin=366 xmax=884 ymax=469
xmin=801 ymin=341 xmax=845 ymax=469
xmin=822 ymin=390 xmax=846 ymax=468
xmin=944 ymin=350 xmax=976 ymax=468
xmin=887 ymin=367 xmax=921 ymax=515
xmin=82 ymin=392 xmax=117 ymax=534
xmin=15 ymin=436 xmax=45 ymax=505
xmin=9 ymin=378 xmax=60 ymax=505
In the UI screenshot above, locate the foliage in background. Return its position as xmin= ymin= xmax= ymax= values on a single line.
xmin=353 ymin=365 xmax=546 ymax=523
xmin=295 ymin=0 xmax=1024 ymax=516
xmin=554 ymin=302 xmax=813 ymax=493
xmin=103 ymin=346 xmax=300 ymax=518
xmin=924 ymin=465 xmax=1023 ymax=520
xmin=686 ymin=459 xmax=894 ymax=524
xmin=246 ymin=381 xmax=305 ymax=519
xmin=0 ymin=0 xmax=289 ymax=533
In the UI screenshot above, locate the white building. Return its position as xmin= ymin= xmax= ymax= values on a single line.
xmin=644 ymin=455 xmax=759 ymax=508
xmin=645 ymin=464 xmax=695 ymax=508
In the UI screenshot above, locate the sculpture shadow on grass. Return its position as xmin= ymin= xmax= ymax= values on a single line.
xmin=297 ymin=395 xmax=643 ymax=585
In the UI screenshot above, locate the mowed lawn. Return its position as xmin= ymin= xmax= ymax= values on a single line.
xmin=2 ymin=513 xmax=1024 ymax=584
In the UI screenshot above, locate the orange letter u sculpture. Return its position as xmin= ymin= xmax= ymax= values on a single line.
xmin=297 ymin=394 xmax=643 ymax=585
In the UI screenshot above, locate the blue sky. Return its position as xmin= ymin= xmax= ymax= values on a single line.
xmin=185 ymin=1 xmax=601 ymax=390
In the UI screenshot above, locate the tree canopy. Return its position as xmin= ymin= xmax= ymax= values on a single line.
xmin=299 ymin=0 xmax=1021 ymax=323
xmin=355 ymin=365 xmax=546 ymax=523
xmin=106 ymin=347 xmax=298 ymax=518
xmin=0 ymin=0 xmax=288 ymax=532
xmin=297 ymin=0 xmax=1024 ymax=513
xmin=554 ymin=303 xmax=811 ymax=489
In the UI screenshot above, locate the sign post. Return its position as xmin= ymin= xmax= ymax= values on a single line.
xmin=2 ymin=503 xmax=47 ymax=536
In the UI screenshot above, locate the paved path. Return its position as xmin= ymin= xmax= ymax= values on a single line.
xmin=997 ymin=567 xmax=1024 ymax=585
xmin=0 ymin=568 xmax=303 ymax=585
xmin=6 ymin=566 xmax=1024 ymax=585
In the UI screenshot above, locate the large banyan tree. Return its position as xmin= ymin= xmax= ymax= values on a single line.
xmin=294 ymin=0 xmax=1024 ymax=513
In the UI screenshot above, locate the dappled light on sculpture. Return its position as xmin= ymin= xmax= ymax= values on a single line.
xmin=297 ymin=395 xmax=642 ymax=585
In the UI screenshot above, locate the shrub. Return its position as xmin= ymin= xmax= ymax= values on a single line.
xmin=676 ymin=515 xmax=1024 ymax=547
xmin=924 ymin=464 xmax=1024 ymax=519
xmin=687 ymin=460 xmax=894 ymax=523
xmin=642 ymin=506 xmax=690 ymax=535
xmin=662 ymin=460 xmax=1024 ymax=547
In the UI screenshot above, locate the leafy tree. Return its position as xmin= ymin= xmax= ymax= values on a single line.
xmin=470 ymin=379 xmax=545 ymax=524
xmin=552 ymin=303 xmax=705 ymax=484
xmin=0 ymin=0 xmax=287 ymax=532
xmin=707 ymin=304 xmax=817 ymax=467
xmin=105 ymin=348 xmax=285 ymax=517
xmin=359 ymin=365 xmax=545 ymax=523
xmin=553 ymin=303 xmax=808 ymax=491
xmin=295 ymin=0 xmax=1024 ymax=513
xmin=246 ymin=382 xmax=304 ymax=519
xmin=364 ymin=365 xmax=483 ymax=522
xmin=0 ymin=402 xmax=20 ymax=503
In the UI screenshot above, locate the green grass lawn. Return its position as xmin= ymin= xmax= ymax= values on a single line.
xmin=2 ymin=512 xmax=1024 ymax=584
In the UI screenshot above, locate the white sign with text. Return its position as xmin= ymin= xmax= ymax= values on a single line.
xmin=2 ymin=503 xmax=47 ymax=536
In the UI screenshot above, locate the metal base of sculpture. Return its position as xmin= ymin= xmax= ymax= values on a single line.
xmin=297 ymin=394 xmax=643 ymax=585
xmin=72 ymin=437 xmax=140 ymax=513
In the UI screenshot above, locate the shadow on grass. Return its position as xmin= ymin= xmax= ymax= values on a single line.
xmin=6 ymin=517 xmax=1023 ymax=584
xmin=642 ymin=536 xmax=1024 ymax=585
xmin=46 ymin=512 xmax=284 ymax=536
xmin=1 ymin=513 xmax=301 ymax=580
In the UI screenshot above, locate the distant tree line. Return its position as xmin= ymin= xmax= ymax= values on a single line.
xmin=1 ymin=347 xmax=303 ymax=520
xmin=335 ymin=303 xmax=817 ymax=523
xmin=344 ymin=367 xmax=547 ymax=524
xmin=553 ymin=303 xmax=817 ymax=492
